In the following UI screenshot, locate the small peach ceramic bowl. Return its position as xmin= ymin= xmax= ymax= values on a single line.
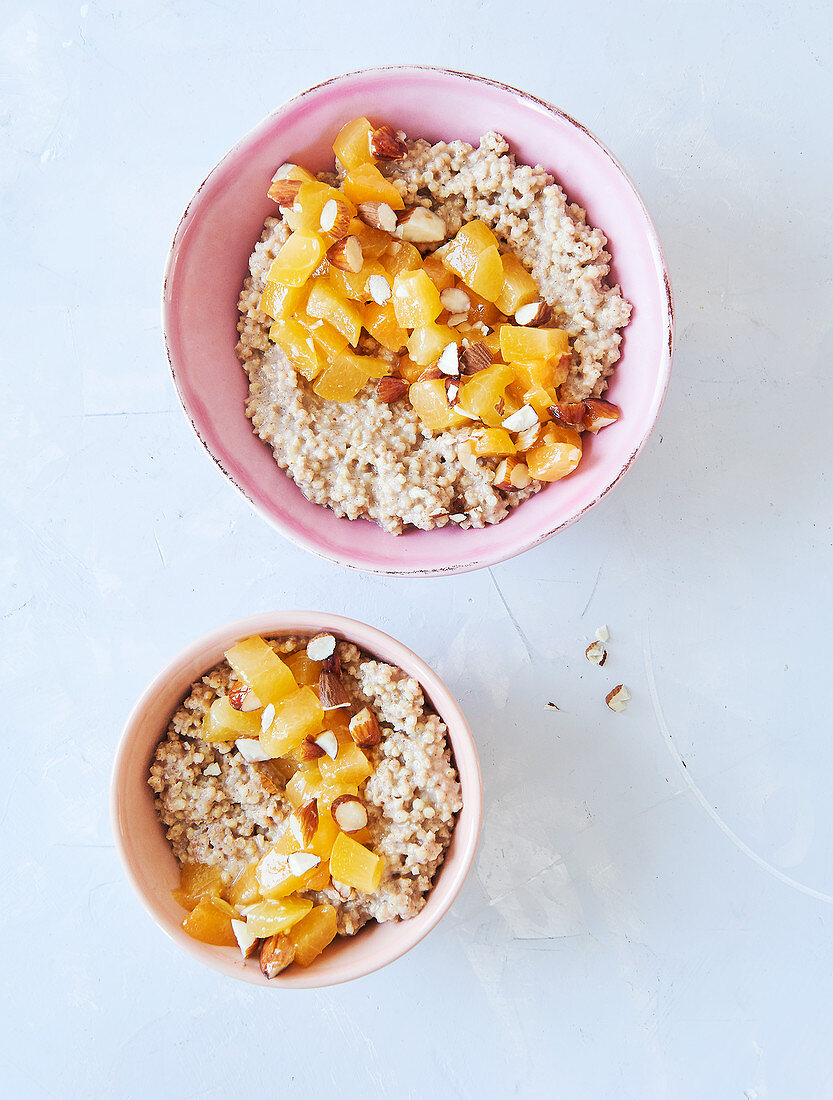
xmin=163 ymin=66 xmax=672 ymax=575
xmin=110 ymin=611 xmax=482 ymax=988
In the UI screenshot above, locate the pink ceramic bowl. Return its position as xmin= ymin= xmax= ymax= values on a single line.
xmin=110 ymin=611 xmax=482 ymax=988
xmin=163 ymin=66 xmax=672 ymax=575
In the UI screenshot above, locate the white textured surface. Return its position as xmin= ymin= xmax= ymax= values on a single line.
xmin=3 ymin=2 xmax=832 ymax=1096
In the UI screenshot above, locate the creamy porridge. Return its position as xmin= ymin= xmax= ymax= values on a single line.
xmin=148 ymin=632 xmax=462 ymax=975
xmin=236 ymin=117 xmax=631 ymax=535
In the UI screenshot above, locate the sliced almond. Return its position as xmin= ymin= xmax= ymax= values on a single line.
xmin=449 ymin=512 xmax=468 ymax=523
xmin=493 ymin=456 xmax=531 ymax=491
xmin=376 ymin=376 xmax=409 ymax=402
xmin=318 ymin=669 xmax=351 ymax=710
xmin=203 ymin=762 xmax=221 ymax=777
xmin=231 ymin=919 xmax=259 ymax=959
xmin=257 ymin=849 xmax=291 ymax=890
xmin=319 ymin=197 xmax=352 ymax=237
xmin=314 ymin=729 xmax=339 ymax=760
xmin=306 ymin=633 xmax=336 ymax=661
xmin=260 ymin=703 xmax=276 ymax=732
xmin=585 ymin=640 xmax=608 ymax=666
xmin=549 ymin=402 xmax=586 ymax=429
xmin=251 ymin=760 xmax=283 ymax=796
xmin=235 ymin=738 xmax=272 ymax=763
xmin=437 ymin=342 xmax=461 ymax=376
xmin=606 ymin=684 xmax=631 ymax=712
xmin=445 ymin=380 xmax=460 ymax=404
xmin=293 ymin=799 xmax=319 ymax=848
xmin=583 ymin=398 xmax=621 ymax=433
xmin=287 ymin=851 xmax=321 ymax=878
xmin=267 ymin=178 xmax=302 ymax=207
xmin=440 ymin=287 xmax=471 ymax=313
xmin=418 ymin=365 xmax=443 ymax=382
xmin=331 ymin=795 xmax=369 ymax=833
xmin=370 ymin=124 xmax=408 ymax=159
xmin=260 ymin=933 xmax=295 ymax=979
xmin=367 ymin=273 xmax=392 ymax=305
xmin=460 ymin=341 xmax=493 ymax=374
xmin=357 ymin=201 xmax=397 ymax=233
xmin=456 ymin=439 xmax=478 ymax=471
xmin=446 ymin=311 xmax=469 ymax=327
xmin=299 ymin=737 xmax=326 ymax=762
xmin=397 ymin=206 xmax=446 ymax=244
xmin=228 ymin=682 xmax=261 ymax=712
xmin=513 ymin=422 xmax=544 ymax=451
xmin=349 ymin=707 xmax=381 ymax=747
xmin=326 ymin=234 xmax=363 ymax=273
xmin=502 ymin=405 xmax=538 ymax=433
xmin=514 ymin=299 xmax=553 ymax=326
xmin=596 ymin=625 xmax=610 ymax=643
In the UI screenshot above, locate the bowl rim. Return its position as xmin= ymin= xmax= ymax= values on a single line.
xmin=162 ymin=65 xmax=674 ymax=577
xmin=110 ymin=610 xmax=484 ymax=988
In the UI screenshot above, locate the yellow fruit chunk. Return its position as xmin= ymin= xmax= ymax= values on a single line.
xmin=256 ymin=849 xmax=322 ymax=899
xmin=333 ymin=116 xmax=376 ymax=171
xmin=307 ymin=859 xmax=331 ymax=891
xmin=284 ymin=182 xmax=355 ymax=236
xmin=267 ymin=232 xmax=327 ymax=288
xmin=288 ymin=904 xmax=338 ymax=967
xmin=406 ymin=323 xmax=460 ymax=367
xmin=519 ymin=385 xmax=554 ymax=418
xmin=392 ymin=269 xmax=442 ymax=328
xmin=395 ymin=354 xmax=424 ymax=384
xmin=461 ymin=246 xmax=504 ymax=301
xmin=422 ymin=252 xmax=455 ymax=293
xmin=174 ymin=862 xmax=225 ymax=911
xmin=382 ymin=241 xmax=422 ymax=276
xmin=456 ymin=363 xmax=514 ymax=427
xmin=227 ymin=861 xmax=261 ymax=908
xmin=442 ymin=219 xmax=499 ymax=277
xmin=349 ymin=217 xmax=392 ymax=259
xmin=409 ymin=378 xmax=470 ymax=431
xmin=499 ymin=325 xmax=570 ymax=362
xmin=330 ymin=833 xmax=383 ymax=894
xmin=284 ymin=650 xmax=322 ymax=687
xmin=526 ymin=424 xmax=583 ymax=481
xmin=181 ymin=898 xmax=236 ymax=946
xmin=328 ymin=259 xmax=386 ymax=302
xmin=298 ymin=315 xmax=349 ymax=365
xmin=306 ymin=281 xmax=362 ymax=347
xmin=261 ymin=686 xmax=324 ymax=757
xmin=471 ymin=427 xmax=516 ymax=457
xmin=268 ymin=164 xmax=316 ymax=202
xmin=268 ymin=318 xmax=322 ymax=381
xmin=310 ymin=807 xmax=340 ymax=859
xmin=512 ymin=359 xmax=559 ymax=396
xmin=318 ymin=743 xmax=372 ymax=788
xmin=313 ymin=349 xmax=372 ymax=401
xmin=245 ymin=897 xmax=313 ymax=938
xmin=201 ymin=694 xmax=262 ymax=742
xmin=363 ymin=301 xmax=408 ymax=353
xmin=226 ymin=636 xmax=297 ymax=707
xmin=342 ymin=163 xmax=405 ymax=210
xmin=259 ymin=280 xmax=307 ymax=321
xmin=495 ymin=253 xmax=539 ymax=315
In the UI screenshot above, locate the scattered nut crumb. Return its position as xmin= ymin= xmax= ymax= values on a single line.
xmin=585 ymin=640 xmax=607 ymax=666
xmin=605 ymin=684 xmax=631 ymax=712
xmin=595 ymin=625 xmax=610 ymax=643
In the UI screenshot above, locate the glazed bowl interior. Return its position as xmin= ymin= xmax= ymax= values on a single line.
xmin=163 ymin=66 xmax=672 ymax=575
xmin=111 ymin=612 xmax=482 ymax=988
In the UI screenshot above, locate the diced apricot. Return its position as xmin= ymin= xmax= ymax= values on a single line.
xmin=442 ymin=219 xmax=499 ymax=277
xmin=464 ymin=289 xmax=503 ymax=327
xmin=259 ymin=280 xmax=307 ymax=321
xmin=406 ymin=323 xmax=460 ymax=367
xmin=395 ymin=354 xmax=424 ymax=384
xmin=479 ymin=328 xmax=503 ymax=358
xmin=409 ymin=378 xmax=471 ymax=431
xmin=471 ymin=427 xmax=516 ymax=457
xmin=318 ymin=743 xmax=372 ymax=789
xmin=495 ymin=253 xmax=539 ymax=315
xmin=267 ymin=231 xmax=327 ymax=288
xmin=257 ymin=850 xmax=323 ymax=899
xmin=342 ymin=163 xmax=405 ymax=210
xmin=298 ymin=315 xmax=349 ymax=364
xmin=328 ymin=259 xmax=387 ymax=303
xmin=227 ymin=861 xmax=261 ymax=908
xmin=422 ymin=252 xmax=455 ymax=293
xmin=333 ymin=116 xmax=376 ymax=171
xmin=511 ymin=359 xmax=558 ymax=396
xmin=175 ymin=862 xmax=226 ymax=911
xmin=461 ymin=246 xmax=504 ymax=301
xmin=306 ymin=859 xmax=331 ymax=891
xmin=288 ymin=904 xmax=338 ymax=967
xmin=261 ymin=686 xmax=324 ymax=757
xmin=525 ymin=424 xmax=583 ymax=481
xmin=268 ymin=163 xmax=316 ymax=201
xmin=499 ymin=325 xmax=570 ymax=362
xmin=226 ymin=636 xmax=296 ymax=707
xmin=181 ymin=898 xmax=237 ymax=946
xmin=323 ymin=708 xmax=352 ymax=739
xmin=363 ymin=300 xmax=408 ymax=352
xmin=520 ymin=385 xmax=554 ymax=418
xmin=392 ymin=269 xmax=442 ymax=328
xmin=349 ymin=217 xmax=393 ymax=259
xmin=313 ymin=349 xmax=372 ymax=401
xmin=244 ymin=897 xmax=313 ymax=938
xmin=284 ymin=650 xmax=322 ymax=687
xmin=306 ymin=281 xmax=362 ymax=347
xmin=382 ymin=241 xmax=422 ymax=276
xmin=201 ymin=694 xmax=262 ymax=742
xmin=268 ymin=318 xmax=323 ymax=381
xmin=456 ymin=363 xmax=514 ymax=427
xmin=310 ymin=807 xmax=340 ymax=859
xmin=330 ymin=833 xmax=383 ymax=894
xmin=284 ymin=182 xmax=355 ymax=236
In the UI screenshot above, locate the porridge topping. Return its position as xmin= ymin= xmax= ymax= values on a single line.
xmin=237 ymin=116 xmax=631 ymax=534
xmin=148 ymin=633 xmax=462 ymax=976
